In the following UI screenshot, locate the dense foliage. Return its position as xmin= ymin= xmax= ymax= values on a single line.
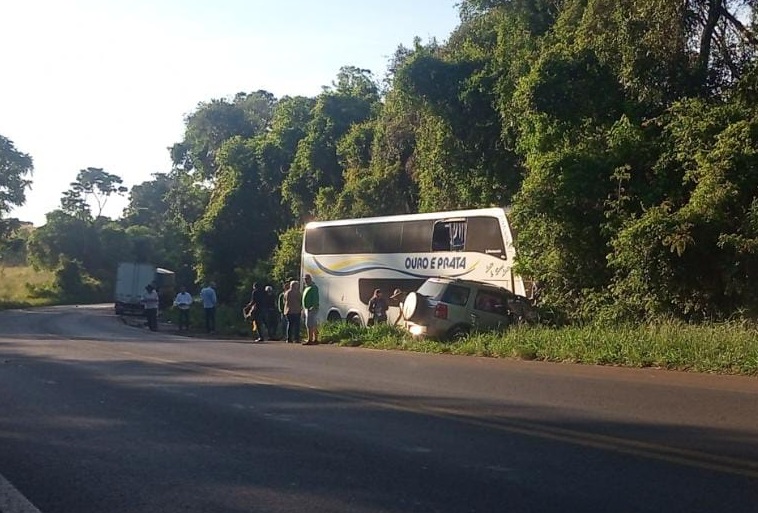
xmin=0 ymin=135 xmax=33 ymax=241
xmin=7 ymin=1 xmax=758 ymax=320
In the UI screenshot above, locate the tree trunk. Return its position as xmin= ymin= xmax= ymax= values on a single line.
xmin=696 ymin=0 xmax=723 ymax=89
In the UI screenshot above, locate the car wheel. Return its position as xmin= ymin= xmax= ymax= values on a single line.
xmin=446 ymin=324 xmax=470 ymax=341
xmin=402 ymin=292 xmax=428 ymax=323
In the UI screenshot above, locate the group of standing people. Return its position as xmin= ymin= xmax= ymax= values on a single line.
xmin=143 ymin=275 xmax=320 ymax=341
xmin=172 ymin=283 xmax=218 ymax=333
xmin=144 ymin=274 xmax=403 ymax=338
xmin=173 ymin=282 xmax=218 ymax=332
xmin=368 ymin=288 xmax=406 ymax=326
xmin=141 ymin=281 xmax=218 ymax=333
xmin=244 ymin=274 xmax=320 ymax=345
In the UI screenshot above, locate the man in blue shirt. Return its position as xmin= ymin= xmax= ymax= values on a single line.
xmin=200 ymin=282 xmax=217 ymax=333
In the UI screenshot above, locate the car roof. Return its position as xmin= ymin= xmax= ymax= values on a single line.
xmin=425 ymin=277 xmax=513 ymax=293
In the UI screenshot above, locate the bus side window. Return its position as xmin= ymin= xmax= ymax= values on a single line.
xmin=400 ymin=220 xmax=434 ymax=252
xmin=432 ymin=222 xmax=450 ymax=251
xmin=450 ymin=221 xmax=465 ymax=251
xmin=433 ymin=220 xmax=466 ymax=252
xmin=465 ymin=216 xmax=505 ymax=257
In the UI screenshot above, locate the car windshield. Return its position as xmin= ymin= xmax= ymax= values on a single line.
xmin=416 ymin=280 xmax=447 ymax=300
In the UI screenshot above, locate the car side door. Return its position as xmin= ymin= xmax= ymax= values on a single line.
xmin=471 ymin=288 xmax=512 ymax=331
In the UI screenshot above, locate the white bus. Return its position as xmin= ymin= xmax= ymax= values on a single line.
xmin=301 ymin=207 xmax=528 ymax=326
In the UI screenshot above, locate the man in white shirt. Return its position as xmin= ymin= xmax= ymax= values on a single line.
xmin=173 ymin=286 xmax=193 ymax=331
xmin=142 ymin=283 xmax=159 ymax=332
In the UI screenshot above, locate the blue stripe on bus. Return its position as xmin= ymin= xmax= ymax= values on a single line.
xmin=312 ymin=258 xmax=475 ymax=278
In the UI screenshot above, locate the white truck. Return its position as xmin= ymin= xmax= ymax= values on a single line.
xmin=114 ymin=262 xmax=175 ymax=315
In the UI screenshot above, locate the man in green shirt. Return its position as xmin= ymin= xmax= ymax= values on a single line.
xmin=302 ymin=273 xmax=320 ymax=345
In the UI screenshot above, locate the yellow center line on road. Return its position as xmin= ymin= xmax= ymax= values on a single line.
xmin=316 ymin=389 xmax=758 ymax=479
xmin=121 ymin=351 xmax=758 ymax=480
xmin=416 ymin=405 xmax=758 ymax=478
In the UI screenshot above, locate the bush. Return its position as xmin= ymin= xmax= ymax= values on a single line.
xmin=53 ymin=257 xmax=107 ymax=303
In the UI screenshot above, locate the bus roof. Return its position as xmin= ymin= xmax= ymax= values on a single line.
xmin=304 ymin=207 xmax=511 ymax=230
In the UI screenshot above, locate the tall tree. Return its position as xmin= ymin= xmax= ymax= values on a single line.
xmin=0 ymin=221 xmax=33 ymax=266
xmin=61 ymin=167 xmax=128 ymax=219
xmin=573 ymin=0 xmax=758 ymax=106
xmin=171 ymin=90 xmax=276 ymax=179
xmin=0 ymin=135 xmax=33 ymax=239
xmin=393 ymin=21 xmax=526 ymax=212
xmin=122 ymin=172 xmax=201 ymax=287
xmin=28 ymin=210 xmax=100 ymax=270
xmin=458 ymin=0 xmax=562 ymax=35
xmin=282 ymin=67 xmax=380 ymax=220
xmin=193 ymin=136 xmax=283 ymax=297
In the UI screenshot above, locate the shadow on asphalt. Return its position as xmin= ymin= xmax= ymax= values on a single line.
xmin=0 ymin=342 xmax=757 ymax=513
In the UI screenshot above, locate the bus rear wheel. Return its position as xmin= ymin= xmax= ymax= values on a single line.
xmin=347 ymin=314 xmax=362 ymax=326
xmin=327 ymin=311 xmax=341 ymax=322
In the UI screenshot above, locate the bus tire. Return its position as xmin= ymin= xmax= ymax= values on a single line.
xmin=347 ymin=313 xmax=362 ymax=326
xmin=402 ymin=292 xmax=428 ymax=323
xmin=327 ymin=311 xmax=341 ymax=322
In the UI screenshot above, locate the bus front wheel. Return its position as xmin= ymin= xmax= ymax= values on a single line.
xmin=327 ymin=311 xmax=341 ymax=322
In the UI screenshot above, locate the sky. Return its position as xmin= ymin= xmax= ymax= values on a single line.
xmin=1 ymin=0 xmax=461 ymax=226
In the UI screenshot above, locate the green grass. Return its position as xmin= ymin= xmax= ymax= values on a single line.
xmin=0 ymin=266 xmax=56 ymax=309
xmin=318 ymin=320 xmax=758 ymax=376
xmin=321 ymin=321 xmax=413 ymax=348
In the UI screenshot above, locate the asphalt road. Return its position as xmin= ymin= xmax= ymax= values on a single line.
xmin=0 ymin=304 xmax=757 ymax=513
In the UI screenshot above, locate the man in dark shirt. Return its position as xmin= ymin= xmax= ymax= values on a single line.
xmin=249 ymin=282 xmax=268 ymax=342
xmin=262 ymin=285 xmax=278 ymax=340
